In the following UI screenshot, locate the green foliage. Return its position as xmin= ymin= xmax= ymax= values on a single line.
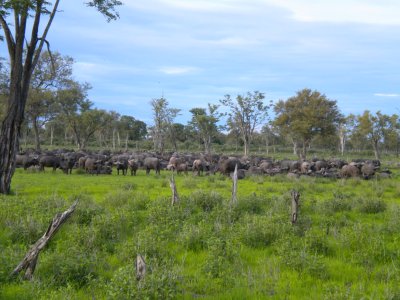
xmin=356 ymin=197 xmax=387 ymax=214
xmin=190 ymin=190 xmax=223 ymax=212
xmin=1 ymin=169 xmax=399 ymax=298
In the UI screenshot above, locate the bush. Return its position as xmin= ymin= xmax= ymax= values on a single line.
xmin=235 ymin=193 xmax=265 ymax=215
xmin=189 ymin=190 xmax=223 ymax=212
xmin=357 ymin=198 xmax=386 ymax=214
xmin=107 ymin=258 xmax=180 ymax=300
xmin=239 ymin=215 xmax=280 ymax=248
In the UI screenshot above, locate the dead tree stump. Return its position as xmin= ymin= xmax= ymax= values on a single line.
xmin=291 ymin=190 xmax=300 ymax=224
xmin=11 ymin=200 xmax=78 ymax=280
xmin=135 ymin=254 xmax=146 ymax=281
xmin=169 ymin=174 xmax=180 ymax=205
xmin=231 ymin=164 xmax=238 ymax=205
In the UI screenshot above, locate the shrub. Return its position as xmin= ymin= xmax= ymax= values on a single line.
xmin=235 ymin=193 xmax=265 ymax=215
xmin=203 ymin=235 xmax=240 ymax=283
xmin=357 ymin=198 xmax=386 ymax=214
xmin=180 ymin=221 xmax=210 ymax=251
xmin=239 ymin=215 xmax=280 ymax=248
xmin=190 ymin=190 xmax=223 ymax=212
xmin=107 ymin=258 xmax=180 ymax=300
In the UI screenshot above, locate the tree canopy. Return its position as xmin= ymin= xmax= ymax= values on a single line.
xmin=274 ymin=88 xmax=342 ymax=159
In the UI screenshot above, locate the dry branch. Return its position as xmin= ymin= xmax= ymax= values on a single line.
xmin=291 ymin=190 xmax=300 ymax=224
xmin=11 ymin=200 xmax=78 ymax=280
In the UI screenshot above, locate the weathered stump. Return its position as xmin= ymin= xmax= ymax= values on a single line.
xmin=291 ymin=190 xmax=300 ymax=224
xmin=135 ymin=254 xmax=146 ymax=281
xmin=231 ymin=164 xmax=238 ymax=205
xmin=169 ymin=174 xmax=180 ymax=205
xmin=11 ymin=200 xmax=78 ymax=280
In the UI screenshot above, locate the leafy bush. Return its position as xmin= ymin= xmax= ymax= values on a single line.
xmin=356 ymin=198 xmax=386 ymax=214
xmin=239 ymin=215 xmax=280 ymax=248
xmin=107 ymin=258 xmax=180 ymax=299
xmin=189 ymin=190 xmax=223 ymax=212
xmin=235 ymin=193 xmax=265 ymax=215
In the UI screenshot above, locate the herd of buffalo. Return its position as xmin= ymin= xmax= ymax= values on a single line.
xmin=15 ymin=149 xmax=392 ymax=180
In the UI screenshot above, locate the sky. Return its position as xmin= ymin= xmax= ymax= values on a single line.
xmin=16 ymin=0 xmax=400 ymax=124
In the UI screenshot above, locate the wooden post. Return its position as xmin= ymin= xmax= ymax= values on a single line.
xmin=291 ymin=190 xmax=300 ymax=224
xmin=231 ymin=164 xmax=238 ymax=205
xmin=11 ymin=200 xmax=78 ymax=280
xmin=169 ymin=174 xmax=180 ymax=206
xmin=135 ymin=254 xmax=146 ymax=281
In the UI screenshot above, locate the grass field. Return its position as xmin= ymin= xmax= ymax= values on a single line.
xmin=1 ymin=166 xmax=400 ymax=299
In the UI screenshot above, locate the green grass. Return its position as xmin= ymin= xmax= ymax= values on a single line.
xmin=0 ymin=166 xmax=399 ymax=299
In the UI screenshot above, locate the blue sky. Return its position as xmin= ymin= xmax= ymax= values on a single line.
xmin=41 ymin=1 xmax=400 ymax=123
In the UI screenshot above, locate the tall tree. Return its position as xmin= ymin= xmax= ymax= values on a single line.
xmin=220 ymin=91 xmax=270 ymax=156
xmin=274 ymin=88 xmax=342 ymax=160
xmin=189 ymin=104 xmax=220 ymax=154
xmin=26 ymin=51 xmax=73 ymax=150
xmin=0 ymin=0 xmax=122 ymax=194
xmin=119 ymin=115 xmax=147 ymax=150
xmin=150 ymin=97 xmax=180 ymax=153
xmin=353 ymin=111 xmax=398 ymax=160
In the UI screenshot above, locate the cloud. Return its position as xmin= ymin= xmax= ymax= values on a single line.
xmin=374 ymin=93 xmax=400 ymax=97
xmin=263 ymin=0 xmax=400 ymax=25
xmin=159 ymin=66 xmax=200 ymax=75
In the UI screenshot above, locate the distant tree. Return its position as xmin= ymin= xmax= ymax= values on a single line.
xmin=56 ymin=80 xmax=101 ymax=150
xmin=26 ymin=51 xmax=74 ymax=150
xmin=274 ymin=88 xmax=342 ymax=160
xmin=0 ymin=0 xmax=122 ymax=194
xmin=150 ymin=97 xmax=180 ymax=153
xmin=220 ymin=91 xmax=270 ymax=156
xmin=189 ymin=104 xmax=220 ymax=154
xmin=353 ymin=111 xmax=398 ymax=160
xmin=119 ymin=115 xmax=147 ymax=150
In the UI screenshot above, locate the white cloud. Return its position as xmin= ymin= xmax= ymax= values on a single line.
xmin=374 ymin=93 xmax=400 ymax=97
xmin=263 ymin=0 xmax=400 ymax=25
xmin=159 ymin=66 xmax=200 ymax=75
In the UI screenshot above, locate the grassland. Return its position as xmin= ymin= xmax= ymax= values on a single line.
xmin=1 ymin=166 xmax=400 ymax=299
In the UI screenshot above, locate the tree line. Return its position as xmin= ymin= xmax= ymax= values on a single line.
xmin=1 ymin=51 xmax=400 ymax=161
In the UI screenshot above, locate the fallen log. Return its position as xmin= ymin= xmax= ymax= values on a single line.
xmin=11 ymin=200 xmax=78 ymax=280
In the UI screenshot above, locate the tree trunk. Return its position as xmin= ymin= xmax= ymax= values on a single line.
xmin=124 ymin=133 xmax=129 ymax=151
xmin=0 ymin=62 xmax=28 ymax=194
xmin=203 ymin=136 xmax=211 ymax=155
xmin=300 ymin=142 xmax=307 ymax=160
xmin=372 ymin=139 xmax=380 ymax=160
xmin=50 ymin=125 xmax=54 ymax=146
xmin=292 ymin=141 xmax=297 ymax=156
xmin=112 ymin=128 xmax=116 ymax=150
xmin=32 ymin=117 xmax=41 ymax=151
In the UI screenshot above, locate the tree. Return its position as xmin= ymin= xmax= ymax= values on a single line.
xmin=26 ymin=51 xmax=73 ymax=150
xmin=189 ymin=104 xmax=220 ymax=154
xmin=274 ymin=88 xmax=342 ymax=160
xmin=150 ymin=97 xmax=180 ymax=153
xmin=119 ymin=115 xmax=147 ymax=150
xmin=353 ymin=111 xmax=398 ymax=160
xmin=220 ymin=91 xmax=270 ymax=156
xmin=0 ymin=0 xmax=122 ymax=194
